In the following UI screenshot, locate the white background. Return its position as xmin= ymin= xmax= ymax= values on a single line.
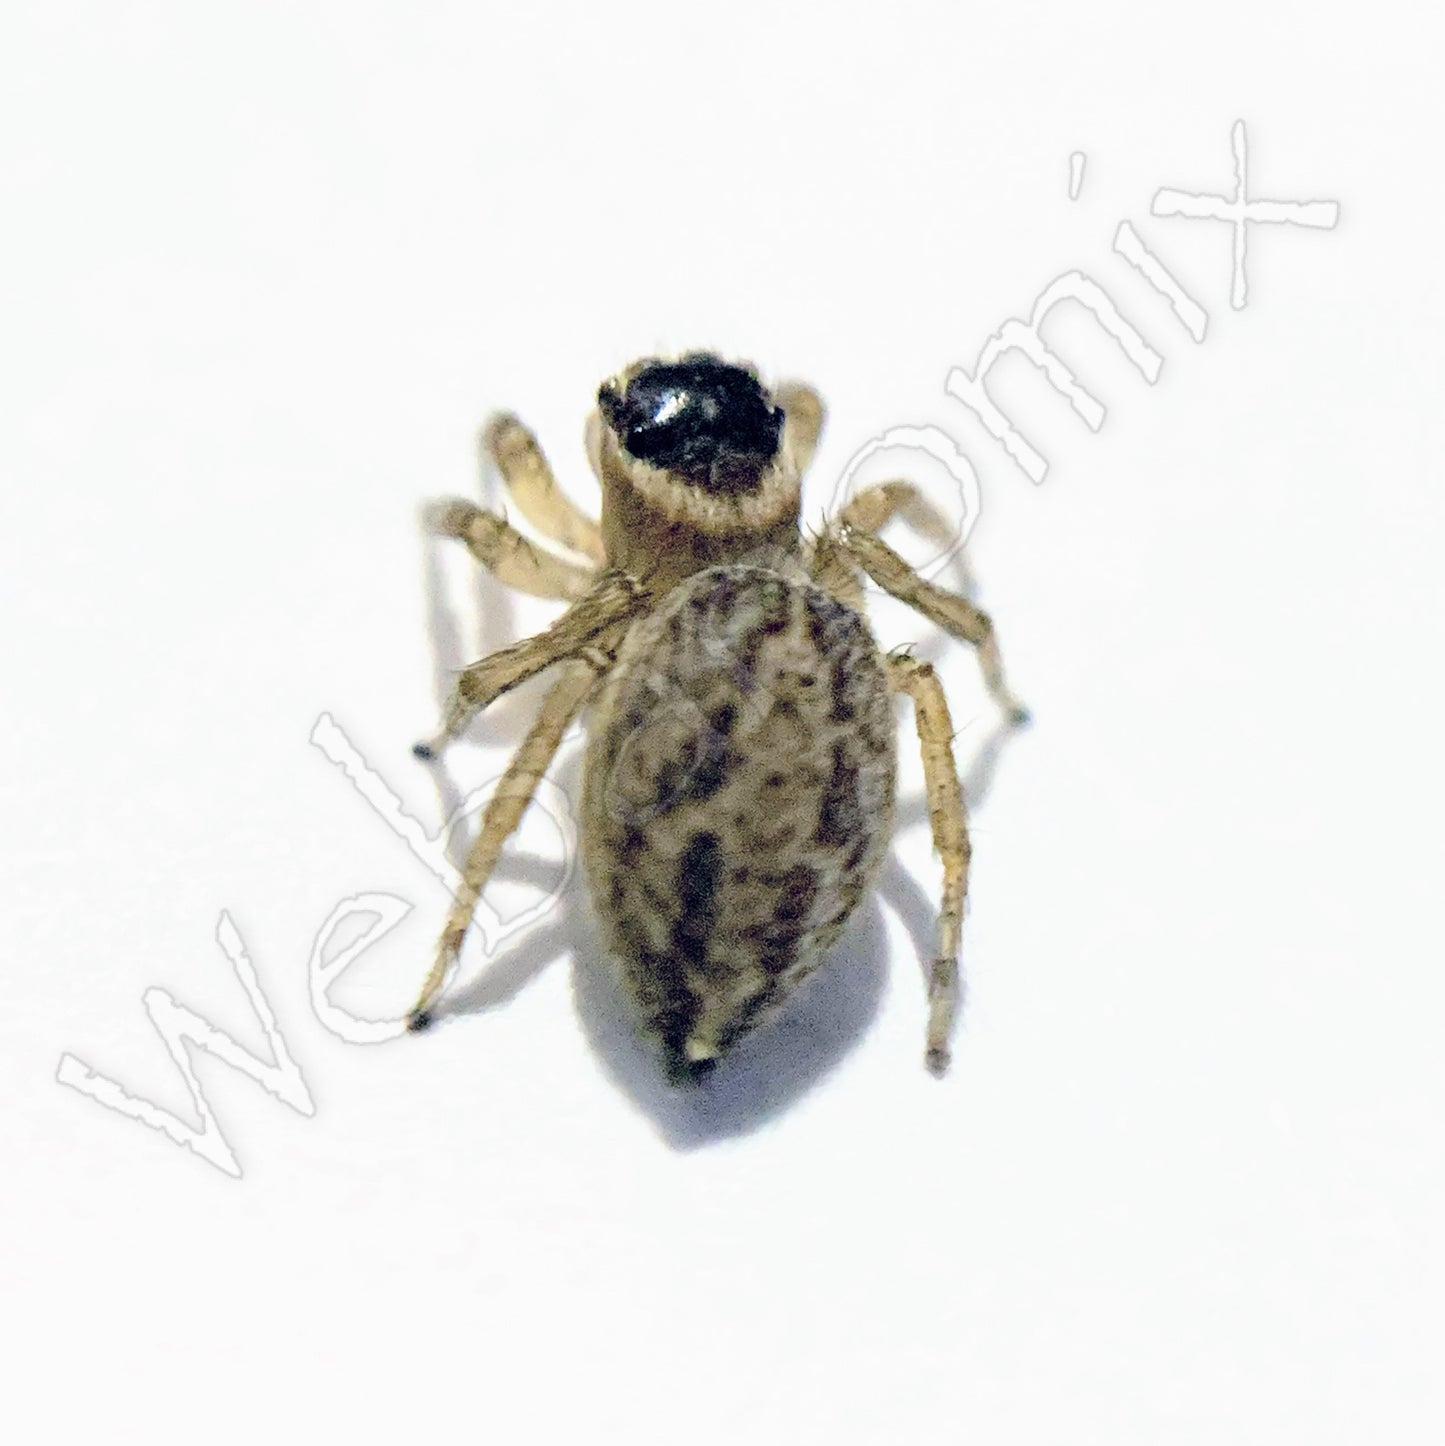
xmin=3 ymin=3 xmax=1442 ymax=1442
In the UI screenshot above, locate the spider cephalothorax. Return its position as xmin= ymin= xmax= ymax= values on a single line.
xmin=407 ymin=354 xmax=1028 ymax=1081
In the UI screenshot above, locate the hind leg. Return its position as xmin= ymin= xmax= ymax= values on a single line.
xmin=409 ymin=658 xmax=605 ymax=1026
xmin=886 ymin=652 xmax=971 ymax=1075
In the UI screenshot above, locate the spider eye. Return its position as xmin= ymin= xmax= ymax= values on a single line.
xmin=599 ymin=355 xmax=783 ymax=494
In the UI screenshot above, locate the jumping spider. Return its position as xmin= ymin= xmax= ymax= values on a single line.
xmin=408 ymin=353 xmax=1027 ymax=1081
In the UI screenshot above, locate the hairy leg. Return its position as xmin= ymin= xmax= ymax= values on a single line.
xmin=408 ymin=658 xmax=604 ymax=1027
xmin=416 ymin=569 xmax=648 ymax=757
xmin=841 ymin=522 xmax=1029 ymax=724
xmin=839 ymin=479 xmax=958 ymax=548
xmin=887 ymin=652 xmax=971 ymax=1075
xmin=807 ymin=527 xmax=867 ymax=610
xmin=429 ymin=499 xmax=597 ymax=600
xmin=486 ymin=413 xmax=607 ymax=565
xmin=773 ymin=380 xmax=826 ymax=473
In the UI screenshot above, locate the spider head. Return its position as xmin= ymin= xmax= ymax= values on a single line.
xmin=598 ymin=354 xmax=784 ymax=496
xmin=592 ymin=353 xmax=817 ymax=585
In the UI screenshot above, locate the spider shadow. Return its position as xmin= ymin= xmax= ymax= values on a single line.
xmin=433 ymin=841 xmax=934 ymax=1150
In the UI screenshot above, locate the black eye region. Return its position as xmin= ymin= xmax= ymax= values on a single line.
xmin=599 ymin=356 xmax=784 ymax=494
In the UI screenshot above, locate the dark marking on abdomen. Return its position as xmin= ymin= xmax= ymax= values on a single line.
xmin=815 ymin=741 xmax=862 ymax=848
xmin=671 ymin=831 xmax=723 ymax=969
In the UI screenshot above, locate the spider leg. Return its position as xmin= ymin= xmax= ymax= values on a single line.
xmin=806 ymin=526 xmax=867 ymax=610
xmin=886 ymin=652 xmax=971 ymax=1075
xmin=416 ymin=569 xmax=648 ymax=757
xmin=485 ymin=413 xmax=607 ymax=565
xmin=839 ymin=522 xmax=1029 ymax=725
xmin=428 ymin=498 xmax=596 ymax=600
xmin=811 ymin=479 xmax=969 ymax=613
xmin=838 ymin=479 xmax=958 ymax=547
xmin=408 ymin=657 xmax=606 ymax=1027
xmin=773 ymin=380 xmax=826 ymax=473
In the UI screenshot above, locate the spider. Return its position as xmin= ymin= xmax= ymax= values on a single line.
xmin=407 ymin=352 xmax=1027 ymax=1081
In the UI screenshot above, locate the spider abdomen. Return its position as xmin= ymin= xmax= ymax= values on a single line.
xmin=581 ymin=563 xmax=897 ymax=1081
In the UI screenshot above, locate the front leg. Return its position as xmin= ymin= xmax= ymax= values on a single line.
xmin=772 ymin=380 xmax=825 ymax=472
xmin=429 ymin=498 xmax=597 ymax=600
xmin=486 ymin=413 xmax=607 ymax=564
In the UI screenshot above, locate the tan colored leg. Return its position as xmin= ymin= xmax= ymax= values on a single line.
xmin=429 ymin=498 xmax=596 ymax=600
xmin=839 ymin=479 xmax=957 ymax=549
xmin=887 ymin=653 xmax=971 ymax=1076
xmin=582 ymin=409 xmax=607 ymax=488
xmin=807 ymin=528 xmax=866 ymax=611
xmin=409 ymin=659 xmax=603 ymax=1028
xmin=416 ymin=569 xmax=648 ymax=757
xmin=774 ymin=381 xmax=825 ymax=472
xmin=425 ymin=497 xmax=595 ymax=598
xmin=841 ymin=522 xmax=1029 ymax=725
xmin=486 ymin=414 xmax=607 ymax=564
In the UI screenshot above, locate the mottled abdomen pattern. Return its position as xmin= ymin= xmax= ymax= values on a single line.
xmin=581 ymin=563 xmax=897 ymax=1080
